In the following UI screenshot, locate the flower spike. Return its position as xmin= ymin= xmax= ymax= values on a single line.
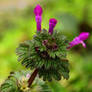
xmin=49 ymin=18 xmax=57 ymax=35
xmin=34 ymin=5 xmax=43 ymax=31
xmin=68 ymin=32 xmax=90 ymax=49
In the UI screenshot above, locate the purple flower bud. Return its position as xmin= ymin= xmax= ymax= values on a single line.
xmin=49 ymin=18 xmax=57 ymax=35
xmin=53 ymin=43 xmax=58 ymax=50
xmin=68 ymin=32 xmax=90 ymax=49
xmin=26 ymin=73 xmax=31 ymax=79
xmin=42 ymin=40 xmax=48 ymax=46
xmin=34 ymin=5 xmax=43 ymax=31
xmin=35 ymin=47 xmax=39 ymax=52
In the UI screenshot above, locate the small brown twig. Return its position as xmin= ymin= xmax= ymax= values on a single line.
xmin=28 ymin=68 xmax=38 ymax=87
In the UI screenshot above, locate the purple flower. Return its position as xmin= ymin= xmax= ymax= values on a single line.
xmin=34 ymin=5 xmax=43 ymax=31
xmin=49 ymin=18 xmax=57 ymax=35
xmin=68 ymin=32 xmax=90 ymax=49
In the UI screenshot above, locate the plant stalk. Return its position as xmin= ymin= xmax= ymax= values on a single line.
xmin=28 ymin=68 xmax=38 ymax=87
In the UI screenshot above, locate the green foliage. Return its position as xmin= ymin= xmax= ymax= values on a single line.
xmin=0 ymin=70 xmax=52 ymax=92
xmin=0 ymin=71 xmax=31 ymax=92
xmin=0 ymin=78 xmax=19 ymax=92
xmin=16 ymin=29 xmax=69 ymax=81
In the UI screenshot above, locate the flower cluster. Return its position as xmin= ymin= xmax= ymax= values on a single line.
xmin=16 ymin=5 xmax=89 ymax=82
xmin=16 ymin=5 xmax=69 ymax=81
xmin=34 ymin=5 xmax=90 ymax=49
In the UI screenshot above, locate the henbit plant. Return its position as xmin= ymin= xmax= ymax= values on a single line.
xmin=0 ymin=5 xmax=89 ymax=92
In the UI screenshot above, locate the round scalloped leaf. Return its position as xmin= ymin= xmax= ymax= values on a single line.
xmin=16 ymin=29 xmax=69 ymax=81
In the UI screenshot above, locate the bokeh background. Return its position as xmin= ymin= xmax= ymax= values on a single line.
xmin=0 ymin=0 xmax=92 ymax=92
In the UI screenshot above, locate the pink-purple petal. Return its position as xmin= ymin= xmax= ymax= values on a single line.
xmin=26 ymin=73 xmax=31 ymax=79
xmin=78 ymin=32 xmax=89 ymax=41
xmin=35 ymin=16 xmax=42 ymax=31
xmin=68 ymin=37 xmax=81 ymax=48
xmin=80 ymin=41 xmax=86 ymax=48
xmin=34 ymin=5 xmax=43 ymax=16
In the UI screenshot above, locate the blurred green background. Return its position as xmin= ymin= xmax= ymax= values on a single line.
xmin=0 ymin=0 xmax=92 ymax=92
